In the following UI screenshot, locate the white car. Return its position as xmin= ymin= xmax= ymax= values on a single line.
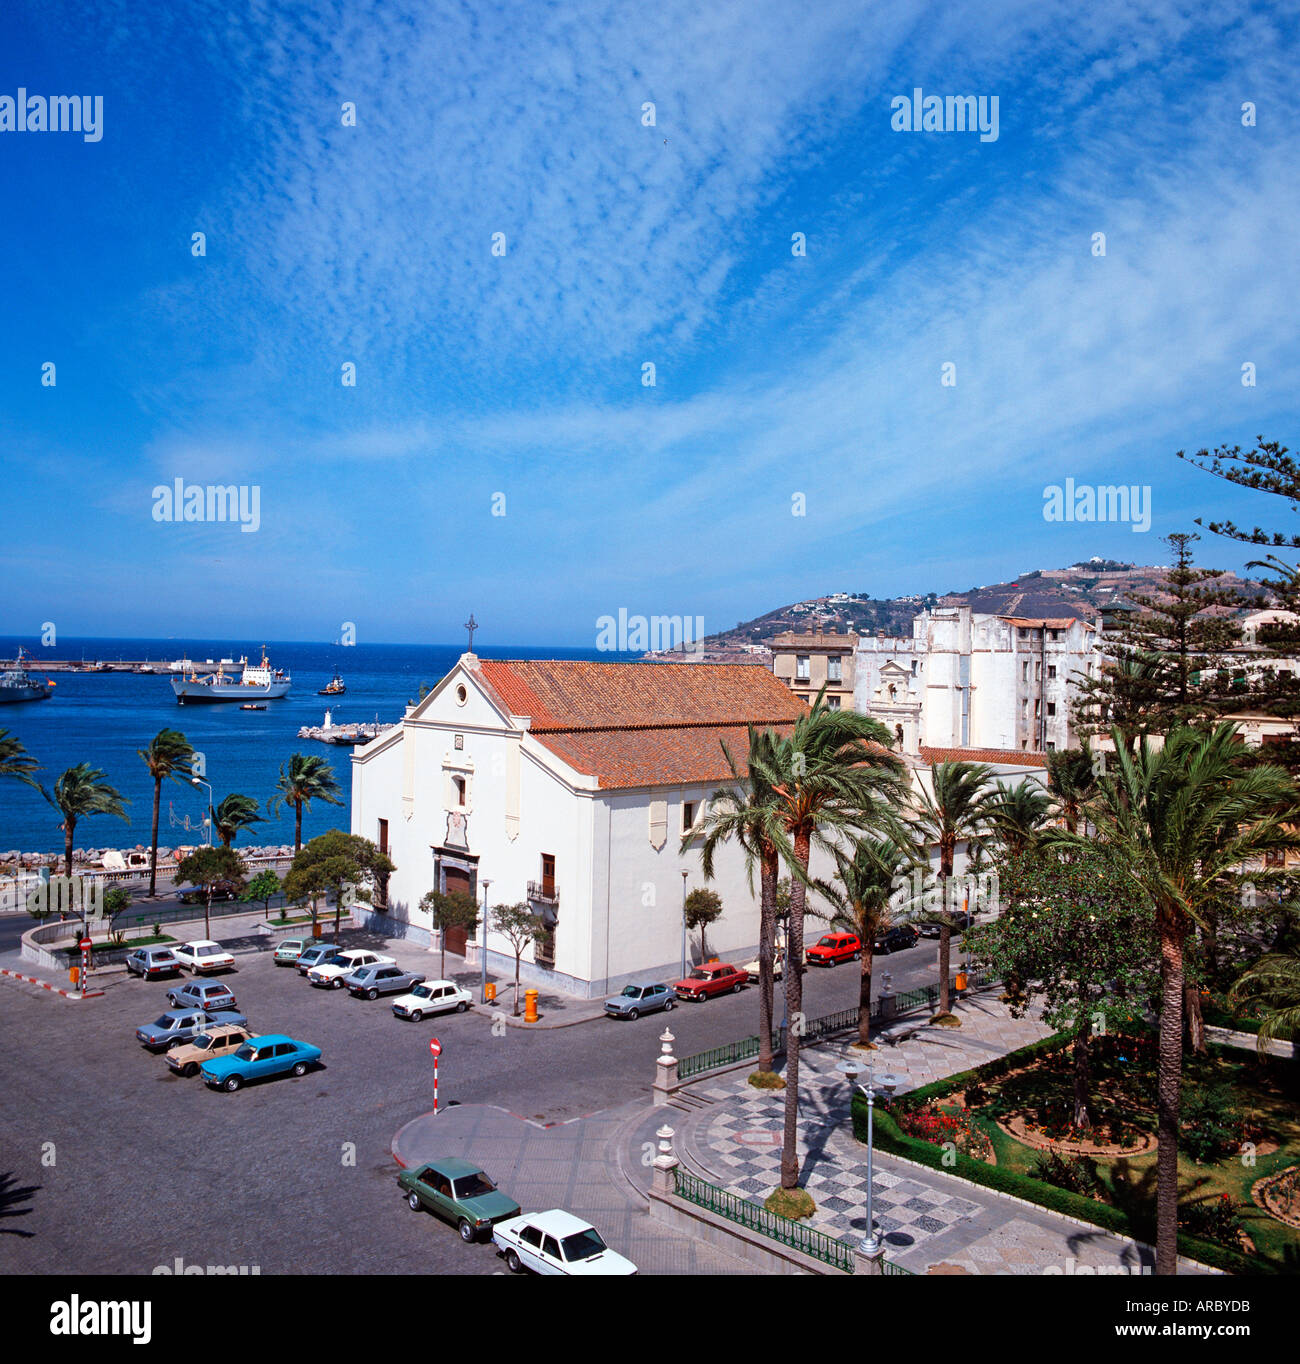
xmin=493 ymin=1210 xmax=637 ymax=1276
xmin=173 ymin=940 xmax=236 ymax=975
xmin=307 ymin=948 xmax=394 ymax=989
xmin=742 ymin=947 xmax=785 ymax=982
xmin=391 ymin=979 xmax=473 ymax=1021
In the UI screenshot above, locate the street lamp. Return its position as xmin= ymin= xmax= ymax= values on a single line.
xmin=479 ymin=878 xmax=492 ymax=1004
xmin=680 ymin=870 xmax=688 ymax=979
xmin=836 ymin=1057 xmax=900 ymax=1259
xmin=189 ymin=776 xmax=213 ymax=847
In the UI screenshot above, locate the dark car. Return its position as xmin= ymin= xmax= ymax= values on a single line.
xmin=873 ymin=925 xmax=919 ymax=955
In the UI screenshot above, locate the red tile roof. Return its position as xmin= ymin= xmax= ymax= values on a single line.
xmin=919 ymin=745 xmax=1049 ymax=768
xmin=472 ymin=659 xmax=808 ymax=789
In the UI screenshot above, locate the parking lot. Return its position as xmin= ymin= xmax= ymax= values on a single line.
xmin=0 ymin=927 xmax=944 ymax=1275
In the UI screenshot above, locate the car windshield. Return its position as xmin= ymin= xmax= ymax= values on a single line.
xmin=234 ymin=1044 xmax=256 ymax=1061
xmin=817 ymin=937 xmax=836 ymax=946
xmin=560 ymin=1228 xmax=607 ymax=1261
xmin=453 ymin=1173 xmax=496 ymax=1199
xmin=688 ymin=969 xmax=709 ymax=980
xmin=620 ymin=986 xmax=640 ymax=998
xmin=411 ymin=985 xmax=433 ymax=998
xmin=192 ymin=1033 xmax=215 ymax=1048
xmin=197 ymin=946 xmax=219 ymax=955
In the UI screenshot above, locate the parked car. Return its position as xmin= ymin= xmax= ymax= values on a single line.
xmin=741 ymin=948 xmax=785 ymax=983
xmin=603 ymin=982 xmax=675 ymax=1020
xmin=917 ymin=920 xmax=941 ymax=939
xmin=201 ymin=1034 xmax=321 ymax=1091
xmin=873 ymin=925 xmax=919 ymax=954
xmin=391 ymin=979 xmax=473 ymax=1021
xmin=125 ymin=945 xmax=182 ymax=980
xmin=672 ymin=962 xmax=746 ymax=1001
xmin=173 ymin=940 xmax=237 ymax=975
xmin=296 ymin=943 xmax=343 ymax=976
xmin=135 ymin=1008 xmax=248 ymax=1052
xmin=308 ymin=948 xmax=395 ymax=989
xmin=397 ymin=1158 xmax=521 ymax=1242
xmin=273 ymin=938 xmax=308 ymax=967
xmin=180 ymin=878 xmax=241 ymax=904
xmin=345 ymin=963 xmax=425 ymax=1000
xmin=166 ymin=979 xmax=238 ymax=1011
xmin=165 ymin=1024 xmax=254 ymax=1077
xmin=806 ymin=932 xmax=862 ymax=967
xmin=493 ymin=1210 xmax=637 ymax=1275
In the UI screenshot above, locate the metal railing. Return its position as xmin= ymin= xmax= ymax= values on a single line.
xmin=678 ymin=1035 xmax=760 ymax=1080
xmin=881 ymin=1257 xmax=915 ymax=1275
xmin=673 ymin=1167 xmax=854 ymax=1272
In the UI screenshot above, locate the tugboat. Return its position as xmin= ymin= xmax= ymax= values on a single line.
xmin=0 ymin=648 xmax=53 ymax=704
xmin=318 ymin=671 xmax=346 ymax=696
xmin=171 ymin=646 xmax=291 ymax=704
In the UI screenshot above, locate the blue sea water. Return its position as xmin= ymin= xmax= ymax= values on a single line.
xmin=0 ymin=637 xmax=631 ymax=854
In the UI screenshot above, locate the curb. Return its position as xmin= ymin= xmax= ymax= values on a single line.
xmin=0 ymin=967 xmax=103 ymax=1000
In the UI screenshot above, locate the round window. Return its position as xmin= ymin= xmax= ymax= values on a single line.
xmin=455 ymin=685 xmax=467 ymax=705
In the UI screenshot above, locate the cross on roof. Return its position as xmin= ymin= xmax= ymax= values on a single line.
xmin=463 ymin=614 xmax=479 ymax=652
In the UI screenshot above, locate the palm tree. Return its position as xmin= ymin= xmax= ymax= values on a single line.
xmin=986 ymin=779 xmax=1054 ymax=858
xmin=44 ymin=764 xmax=130 ymax=877
xmin=905 ymin=761 xmax=998 ymax=1022
xmin=1230 ymin=946 xmax=1300 ymax=1051
xmin=213 ymin=792 xmax=265 ymax=847
xmin=692 ymin=726 xmax=785 ymax=1072
xmin=0 ymin=729 xmax=41 ymax=789
xmin=138 ymin=729 xmax=194 ymax=897
xmin=817 ymin=834 xmax=910 ymax=1048
xmin=1054 ymin=722 xmax=1300 ymax=1275
xmin=754 ymin=698 xmax=906 ymax=1198
xmin=267 ymin=753 xmax=343 ymax=851
xmin=1045 ymin=743 xmax=1098 ymax=834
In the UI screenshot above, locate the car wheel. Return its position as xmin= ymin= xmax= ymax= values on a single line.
xmin=292 ymin=1061 xmax=309 ymax=1077
xmin=407 ymin=1191 xmax=421 ymax=1211
xmin=733 ymin=982 xmax=743 ymax=993
xmin=664 ymin=999 xmax=674 ymax=1011
xmin=456 ymin=1001 xmax=467 ymax=1012
xmin=183 ymin=1062 xmax=198 ymax=1078
xmin=627 ymin=1008 xmax=640 ymax=1021
xmin=331 ymin=977 xmax=344 ymax=989
xmin=852 ymin=952 xmax=861 ymax=962
xmin=458 ymin=1218 xmax=476 ymax=1243
xmin=409 ymin=1009 xmax=423 ymax=1022
xmin=366 ymin=988 xmax=379 ymax=1001
xmin=505 ymin=1249 xmax=524 ymax=1274
xmin=224 ymin=1075 xmax=241 ymax=1092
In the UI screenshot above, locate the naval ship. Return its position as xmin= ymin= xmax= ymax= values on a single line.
xmin=0 ymin=648 xmax=53 ymax=704
xmin=171 ymin=647 xmax=291 ymax=704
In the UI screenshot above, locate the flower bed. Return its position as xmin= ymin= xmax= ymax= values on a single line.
xmin=1252 ymin=1165 xmax=1300 ymax=1230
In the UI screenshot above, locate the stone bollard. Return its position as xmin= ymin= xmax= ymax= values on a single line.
xmin=652 ymin=1027 xmax=678 ymax=1106
xmin=854 ymin=1242 xmax=885 ymax=1275
xmin=652 ymin=1124 xmax=678 ymax=1195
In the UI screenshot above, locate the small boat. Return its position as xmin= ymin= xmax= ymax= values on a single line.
xmin=318 ymin=671 xmax=346 ymax=696
xmin=0 ymin=648 xmax=53 ymax=704
xmin=240 ymin=703 xmax=267 ymax=711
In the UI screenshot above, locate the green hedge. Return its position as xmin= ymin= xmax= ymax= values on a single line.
xmin=850 ymin=1032 xmax=1274 ymax=1276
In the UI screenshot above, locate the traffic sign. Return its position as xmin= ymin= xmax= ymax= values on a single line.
xmin=78 ymin=937 xmax=92 ymax=951
xmin=428 ymin=1038 xmax=441 ymax=1058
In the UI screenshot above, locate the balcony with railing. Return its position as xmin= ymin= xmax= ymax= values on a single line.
xmin=526 ymin=879 xmax=559 ymax=907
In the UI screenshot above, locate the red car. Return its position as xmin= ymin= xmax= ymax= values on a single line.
xmin=673 ymin=962 xmax=747 ymax=1000
xmin=805 ymin=932 xmax=862 ymax=967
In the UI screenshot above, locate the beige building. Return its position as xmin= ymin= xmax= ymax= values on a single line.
xmin=770 ymin=629 xmax=857 ymax=709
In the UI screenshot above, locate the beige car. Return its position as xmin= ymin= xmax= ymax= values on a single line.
xmin=165 ymin=1024 xmax=254 ymax=1077
xmin=742 ymin=947 xmax=785 ymax=982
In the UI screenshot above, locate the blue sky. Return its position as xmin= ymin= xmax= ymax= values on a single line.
xmin=3 ymin=0 xmax=1300 ymax=647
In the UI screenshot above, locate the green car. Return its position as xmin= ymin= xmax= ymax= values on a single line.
xmin=397 ymin=1157 xmax=521 ymax=1243
xmin=273 ymin=938 xmax=308 ymax=967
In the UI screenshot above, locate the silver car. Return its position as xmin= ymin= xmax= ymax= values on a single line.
xmin=344 ymin=963 xmax=425 ymax=1000
xmin=603 ymin=982 xmax=675 ymax=1020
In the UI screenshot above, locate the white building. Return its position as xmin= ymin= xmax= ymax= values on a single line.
xmin=855 ymin=606 xmax=1100 ymax=756
xmin=349 ymin=655 xmax=809 ymax=998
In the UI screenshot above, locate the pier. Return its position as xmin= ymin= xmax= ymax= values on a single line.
xmin=297 ymin=714 xmax=393 ymax=746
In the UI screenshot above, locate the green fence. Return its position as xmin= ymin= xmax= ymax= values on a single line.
xmin=673 ymin=1167 xmax=854 ymax=1272
xmin=677 ymin=1035 xmax=760 ymax=1081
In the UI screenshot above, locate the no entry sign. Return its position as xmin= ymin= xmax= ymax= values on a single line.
xmin=78 ymin=937 xmax=92 ymax=951
xmin=428 ymin=1037 xmax=441 ymax=1058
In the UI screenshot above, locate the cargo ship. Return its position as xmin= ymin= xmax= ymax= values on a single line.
xmin=0 ymin=649 xmax=53 ymax=704
xmin=171 ymin=647 xmax=291 ymax=704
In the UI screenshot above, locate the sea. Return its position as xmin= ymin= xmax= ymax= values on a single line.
xmin=0 ymin=637 xmax=635 ymax=855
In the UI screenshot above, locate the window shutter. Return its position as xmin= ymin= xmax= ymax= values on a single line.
xmin=648 ymin=799 xmax=667 ymax=850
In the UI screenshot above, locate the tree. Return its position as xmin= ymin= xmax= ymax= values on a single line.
xmin=240 ymin=869 xmax=282 ymax=918
xmin=817 ymin=835 xmax=910 ymax=1048
xmin=213 ymin=792 xmax=265 ymax=847
xmin=986 ymin=780 xmax=1054 ymax=858
xmin=267 ymin=753 xmax=343 ymax=852
xmin=753 ymin=694 xmax=906 ymax=1203
xmin=1229 ymin=945 xmax=1300 ymax=1052
xmin=905 ymin=761 xmax=998 ymax=1023
xmin=284 ymin=830 xmax=394 ymax=939
xmin=1045 ymin=744 xmax=1098 ymax=834
xmin=491 ymin=902 xmax=543 ymax=1015
xmin=44 ymin=763 xmax=130 ymax=877
xmin=972 ymin=846 xmax=1158 ymax=1128
xmin=137 ymin=729 xmax=194 ymax=897
xmin=102 ymin=885 xmax=136 ymax=944
xmin=0 ymin=729 xmax=40 ymax=789
xmin=419 ymin=888 xmax=480 ymax=979
xmin=684 ymin=887 xmax=724 ymax=962
xmin=1051 ymin=722 xmax=1300 ymax=1274
xmin=175 ymin=845 xmax=247 ymax=939
xmin=692 ymin=726 xmax=786 ymax=1073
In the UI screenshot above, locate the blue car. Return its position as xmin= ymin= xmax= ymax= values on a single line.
xmin=201 ymin=1034 xmax=322 ymax=1091
xmin=135 ymin=1008 xmax=249 ymax=1052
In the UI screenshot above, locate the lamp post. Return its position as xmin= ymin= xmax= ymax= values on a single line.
xmin=189 ymin=776 xmax=213 ymax=847
xmin=836 ymin=1058 xmax=899 ymax=1259
xmin=679 ymin=870 xmax=688 ymax=979
xmin=479 ymin=877 xmax=491 ymax=1004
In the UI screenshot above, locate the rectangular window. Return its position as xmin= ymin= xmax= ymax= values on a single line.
xmin=1035 ymin=661 xmax=1042 ymax=681
xmin=1048 ymin=665 xmax=1057 ymax=680
xmin=541 ymin=854 xmax=556 ymax=898
xmin=828 ymin=695 xmax=841 ymax=710
xmin=911 ymin=660 xmax=918 ymax=675
xmin=377 ymin=818 xmax=388 ymax=853
xmin=682 ymin=801 xmax=696 ymax=832
xmin=1047 ymin=702 xmax=1056 ymax=716
xmin=795 ymin=655 xmax=810 ymax=680
xmin=1022 ymin=662 xmax=1029 ymax=682
xmin=827 ymin=656 xmax=842 ymax=682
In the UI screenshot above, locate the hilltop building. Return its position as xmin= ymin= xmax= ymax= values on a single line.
xmin=769 ymin=628 xmax=857 ymax=708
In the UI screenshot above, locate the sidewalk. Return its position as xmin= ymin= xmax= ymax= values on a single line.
xmin=660 ymin=994 xmax=1212 ymax=1275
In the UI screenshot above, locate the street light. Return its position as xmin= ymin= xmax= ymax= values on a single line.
xmin=189 ymin=777 xmax=213 ymax=847
xmin=479 ymin=877 xmax=492 ymax=1004
xmin=680 ymin=870 xmax=688 ymax=979
xmin=836 ymin=1057 xmax=900 ymax=1259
